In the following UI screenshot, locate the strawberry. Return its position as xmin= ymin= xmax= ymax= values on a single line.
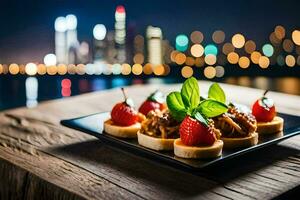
xmin=252 ymin=90 xmax=276 ymax=122
xmin=139 ymin=90 xmax=166 ymax=115
xmin=179 ymin=116 xmax=216 ymax=146
xmin=111 ymin=88 xmax=139 ymax=126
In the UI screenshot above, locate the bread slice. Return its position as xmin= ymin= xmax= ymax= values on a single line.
xmin=103 ymin=119 xmax=140 ymax=138
xmin=257 ymin=116 xmax=284 ymax=135
xmin=174 ymin=139 xmax=223 ymax=159
xmin=221 ymin=132 xmax=258 ymax=149
xmin=137 ymin=131 xmax=176 ymax=151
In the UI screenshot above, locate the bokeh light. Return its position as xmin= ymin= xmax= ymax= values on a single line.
xmin=292 ymin=30 xmax=300 ymax=45
xmin=285 ymin=55 xmax=296 ymax=67
xmin=204 ymin=66 xmax=216 ymax=79
xmin=274 ymin=25 xmax=285 ymax=40
xmin=212 ymin=30 xmax=225 ymax=44
xmin=44 ymin=54 xmax=57 ymax=66
xmin=194 ymin=57 xmax=205 ymax=67
xmin=57 ymin=64 xmax=67 ymax=75
xmin=175 ymin=53 xmax=187 ymax=65
xmin=227 ymin=52 xmax=239 ymax=64
xmin=190 ymin=44 xmax=204 ymax=57
xmin=258 ymin=56 xmax=270 ymax=68
xmin=204 ymin=44 xmax=218 ymax=56
xmin=121 ymin=63 xmax=131 ymax=75
xmin=276 ymin=55 xmax=285 ymax=66
xmin=190 ymin=31 xmax=204 ymax=43
xmin=133 ymin=53 xmax=144 ymax=64
xmin=232 ymin=34 xmax=245 ymax=48
xmin=132 ymin=64 xmax=143 ymax=75
xmin=153 ymin=64 xmax=165 ymax=76
xmin=185 ymin=57 xmax=195 ymax=66
xmin=143 ymin=63 xmax=153 ymax=75
xmin=204 ymin=54 xmax=217 ymax=65
xmin=262 ymin=44 xmax=274 ymax=57
xmin=181 ymin=66 xmax=193 ymax=78
xmin=25 ymin=63 xmax=38 ymax=75
xmin=215 ymin=66 xmax=225 ymax=77
xmin=283 ymin=39 xmax=294 ymax=53
xmin=250 ymin=51 xmax=261 ymax=64
xmin=9 ymin=63 xmax=19 ymax=75
xmin=222 ymin=43 xmax=235 ymax=55
xmin=269 ymin=32 xmax=281 ymax=45
xmin=244 ymin=40 xmax=256 ymax=54
xmin=93 ymin=24 xmax=107 ymax=40
xmin=238 ymin=57 xmax=250 ymax=68
xmin=176 ymin=34 xmax=189 ymax=52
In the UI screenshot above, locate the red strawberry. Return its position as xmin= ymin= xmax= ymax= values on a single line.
xmin=139 ymin=90 xmax=166 ymax=115
xmin=179 ymin=116 xmax=216 ymax=146
xmin=111 ymin=88 xmax=139 ymax=126
xmin=252 ymin=90 xmax=276 ymax=122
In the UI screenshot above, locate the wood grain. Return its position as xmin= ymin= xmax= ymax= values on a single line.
xmin=0 ymin=81 xmax=300 ymax=199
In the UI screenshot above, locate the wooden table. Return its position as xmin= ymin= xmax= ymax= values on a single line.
xmin=1 ymin=81 xmax=300 ymax=200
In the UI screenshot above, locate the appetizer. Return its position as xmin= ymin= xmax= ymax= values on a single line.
xmin=138 ymin=90 xmax=167 ymax=115
xmin=252 ymin=90 xmax=284 ymax=134
xmin=104 ymin=88 xmax=145 ymax=138
xmin=167 ymin=77 xmax=226 ymax=158
xmin=137 ymin=110 xmax=180 ymax=151
xmin=206 ymin=83 xmax=258 ymax=149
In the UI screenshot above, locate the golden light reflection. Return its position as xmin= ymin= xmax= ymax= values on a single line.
xmin=190 ymin=31 xmax=204 ymax=43
xmin=57 ymin=64 xmax=67 ymax=75
xmin=143 ymin=63 xmax=152 ymax=75
xmin=0 ymin=64 xmax=3 ymax=74
xmin=227 ymin=52 xmax=239 ymax=64
xmin=212 ymin=30 xmax=225 ymax=44
xmin=232 ymin=34 xmax=245 ymax=48
xmin=37 ymin=64 xmax=46 ymax=75
xmin=67 ymin=64 xmax=76 ymax=75
xmin=244 ymin=40 xmax=256 ymax=54
xmin=285 ymin=55 xmax=296 ymax=67
xmin=292 ymin=30 xmax=300 ymax=45
xmin=9 ymin=63 xmax=19 ymax=75
xmin=170 ymin=50 xmax=179 ymax=62
xmin=222 ymin=43 xmax=235 ymax=55
xmin=47 ymin=65 xmax=58 ymax=75
xmin=190 ymin=44 xmax=204 ymax=57
xmin=250 ymin=51 xmax=261 ymax=64
xmin=19 ymin=64 xmax=25 ymax=74
xmin=76 ymin=64 xmax=85 ymax=75
xmin=297 ymin=56 xmax=300 ymax=66
xmin=175 ymin=53 xmax=186 ymax=65
xmin=258 ymin=56 xmax=270 ymax=68
xmin=132 ymin=64 xmax=143 ymax=75
xmin=181 ymin=66 xmax=193 ymax=78
xmin=121 ymin=63 xmax=131 ymax=75
xmin=153 ymin=64 xmax=165 ymax=76
xmin=205 ymin=54 xmax=217 ymax=65
xmin=238 ymin=57 xmax=250 ymax=68
xmin=204 ymin=66 xmax=216 ymax=79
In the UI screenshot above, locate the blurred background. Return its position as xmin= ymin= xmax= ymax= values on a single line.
xmin=0 ymin=0 xmax=299 ymax=110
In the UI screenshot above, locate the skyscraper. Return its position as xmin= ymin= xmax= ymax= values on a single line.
xmin=146 ymin=26 xmax=163 ymax=65
xmin=114 ymin=5 xmax=126 ymax=63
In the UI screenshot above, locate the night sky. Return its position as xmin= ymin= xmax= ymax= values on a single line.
xmin=0 ymin=0 xmax=299 ymax=63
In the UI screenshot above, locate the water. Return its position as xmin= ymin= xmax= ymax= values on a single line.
xmin=0 ymin=75 xmax=299 ymax=111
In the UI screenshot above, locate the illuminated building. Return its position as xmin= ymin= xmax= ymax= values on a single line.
xmin=114 ymin=5 xmax=126 ymax=62
xmin=93 ymin=24 xmax=107 ymax=63
xmin=54 ymin=17 xmax=67 ymax=64
xmin=66 ymin=14 xmax=79 ymax=64
xmin=146 ymin=26 xmax=163 ymax=65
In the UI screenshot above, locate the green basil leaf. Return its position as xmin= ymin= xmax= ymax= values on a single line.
xmin=181 ymin=77 xmax=200 ymax=109
xmin=194 ymin=112 xmax=209 ymax=127
xmin=197 ymin=99 xmax=228 ymax=118
xmin=166 ymin=91 xmax=187 ymax=121
xmin=208 ymin=83 xmax=226 ymax=104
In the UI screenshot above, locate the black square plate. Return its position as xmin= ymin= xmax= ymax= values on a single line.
xmin=61 ymin=112 xmax=300 ymax=170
